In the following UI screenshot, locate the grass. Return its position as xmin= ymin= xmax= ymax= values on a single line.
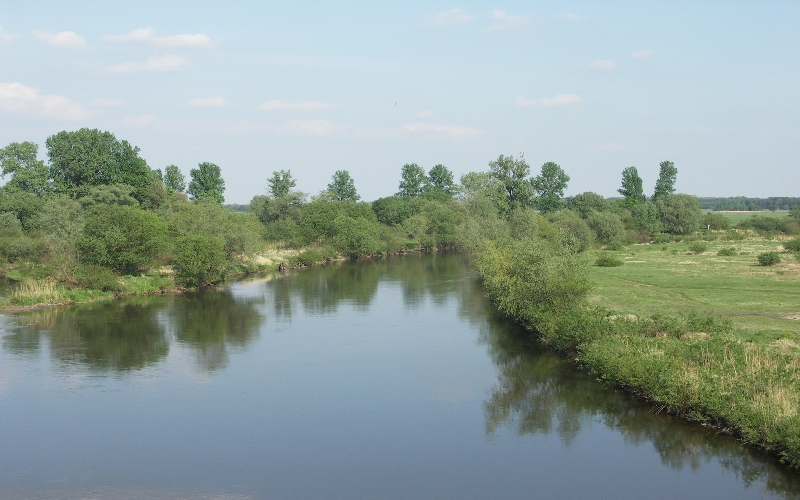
xmin=9 ymin=279 xmax=112 ymax=306
xmin=587 ymin=239 xmax=800 ymax=338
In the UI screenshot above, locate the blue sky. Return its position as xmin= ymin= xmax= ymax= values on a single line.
xmin=1 ymin=1 xmax=798 ymax=203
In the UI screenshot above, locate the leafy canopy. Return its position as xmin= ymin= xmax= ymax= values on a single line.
xmin=327 ymin=170 xmax=360 ymax=201
xmin=268 ymin=170 xmax=296 ymax=198
xmin=188 ymin=162 xmax=225 ymax=203
xmin=652 ymin=160 xmax=677 ymax=201
xmin=533 ymin=161 xmax=569 ymax=213
xmin=398 ymin=163 xmax=427 ymax=197
xmin=163 ymin=165 xmax=186 ymax=193
xmin=618 ymin=166 xmax=646 ymax=208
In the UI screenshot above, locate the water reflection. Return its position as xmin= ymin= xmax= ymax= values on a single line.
xmin=480 ymin=314 xmax=800 ymax=497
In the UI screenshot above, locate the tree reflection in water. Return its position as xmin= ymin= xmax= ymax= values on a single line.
xmin=479 ymin=307 xmax=800 ymax=497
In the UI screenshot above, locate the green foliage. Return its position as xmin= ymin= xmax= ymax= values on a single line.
xmin=547 ymin=209 xmax=594 ymax=253
xmin=167 ymin=200 xmax=265 ymax=257
xmin=174 ymin=233 xmax=227 ymax=286
xmin=656 ymin=194 xmax=702 ymax=234
xmin=45 ymin=128 xmax=154 ymax=202
xmin=372 ymin=195 xmax=420 ymax=226
xmin=717 ymin=247 xmax=738 ymax=256
xmin=618 ymin=166 xmax=646 ymax=208
xmin=595 ymin=253 xmax=623 ymax=267
xmin=790 ymin=205 xmax=800 ymax=222
xmin=0 ymin=236 xmax=46 ymax=262
xmin=565 ymin=192 xmax=613 ymax=218
xmin=652 ymin=160 xmax=677 ymax=201
xmin=532 ymin=161 xmax=569 ymax=213
xmin=74 ymin=264 xmax=122 ymax=292
xmin=701 ymin=212 xmax=731 ymax=230
xmin=628 ymin=201 xmax=662 ymax=235
xmin=425 ymin=164 xmax=455 ymax=196
xmin=737 ymin=215 xmax=800 ymax=235
xmin=163 ymin=165 xmax=186 ymax=193
xmin=78 ymin=205 xmax=168 ymax=274
xmin=0 ymin=141 xmax=51 ymax=196
xmin=488 ymin=154 xmax=534 ymax=213
xmin=0 ymin=212 xmax=23 ymax=237
xmin=332 ymin=214 xmax=386 ymax=257
xmin=757 ymin=251 xmax=781 ymax=266
xmin=188 ymin=162 xmax=225 ymax=203
xmin=688 ymin=241 xmax=708 ymax=254
xmin=79 ymin=183 xmax=139 ymax=208
xmin=783 ymin=238 xmax=800 ymax=253
xmin=268 ymin=170 xmax=296 ymax=198
xmin=327 ymin=170 xmax=360 ymax=201
xmin=586 ymin=211 xmax=626 ymax=246
xmin=295 ymin=245 xmax=340 ymax=266
xmin=397 ymin=163 xmax=427 ymax=197
xmin=0 ymin=191 xmax=45 ymax=232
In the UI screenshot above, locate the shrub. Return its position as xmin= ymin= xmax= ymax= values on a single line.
xmin=688 ymin=242 xmax=708 ymax=254
xmin=173 ymin=233 xmax=227 ymax=286
xmin=783 ymin=238 xmax=800 ymax=253
xmin=547 ymin=209 xmax=594 ymax=253
xmin=74 ymin=264 xmax=122 ymax=292
xmin=701 ymin=212 xmax=730 ymax=230
xmin=595 ymin=253 xmax=623 ymax=267
xmin=717 ymin=247 xmax=737 ymax=256
xmin=0 ymin=212 xmax=23 ymax=237
xmin=656 ymin=194 xmax=702 ymax=235
xmin=757 ymin=251 xmax=781 ymax=266
xmin=586 ymin=211 xmax=626 ymax=246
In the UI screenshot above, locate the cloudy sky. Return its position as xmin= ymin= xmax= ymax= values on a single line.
xmin=1 ymin=1 xmax=798 ymax=202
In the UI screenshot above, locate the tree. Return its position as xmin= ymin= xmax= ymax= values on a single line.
xmin=163 ymin=165 xmax=186 ymax=193
xmin=45 ymin=128 xmax=154 ymax=202
xmin=652 ymin=160 xmax=678 ymax=201
xmin=0 ymin=142 xmax=51 ymax=196
xmin=188 ymin=162 xmax=225 ymax=203
xmin=268 ymin=170 xmax=296 ymax=198
xmin=656 ymin=194 xmax=702 ymax=234
xmin=565 ymin=192 xmax=612 ymax=219
xmin=425 ymin=164 xmax=455 ymax=196
xmin=327 ymin=170 xmax=360 ymax=201
xmin=489 ymin=154 xmax=534 ymax=212
xmin=398 ymin=163 xmax=427 ymax=197
xmin=618 ymin=166 xmax=646 ymax=208
xmin=533 ymin=162 xmax=570 ymax=213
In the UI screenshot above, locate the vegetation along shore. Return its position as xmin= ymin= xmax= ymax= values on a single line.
xmin=2 ymin=128 xmax=800 ymax=468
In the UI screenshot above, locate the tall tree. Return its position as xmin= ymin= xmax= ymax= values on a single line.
xmin=618 ymin=166 xmax=646 ymax=208
xmin=163 ymin=165 xmax=186 ymax=193
xmin=45 ymin=128 xmax=154 ymax=201
xmin=268 ymin=170 xmax=296 ymax=198
xmin=425 ymin=164 xmax=455 ymax=195
xmin=0 ymin=141 xmax=51 ymax=196
xmin=532 ymin=162 xmax=570 ymax=213
xmin=188 ymin=162 xmax=225 ymax=203
xmin=397 ymin=163 xmax=427 ymax=197
xmin=327 ymin=170 xmax=360 ymax=201
xmin=652 ymin=160 xmax=678 ymax=201
xmin=489 ymin=154 xmax=534 ymax=212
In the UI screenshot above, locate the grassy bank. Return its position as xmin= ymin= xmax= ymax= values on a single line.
xmin=473 ymin=233 xmax=800 ymax=468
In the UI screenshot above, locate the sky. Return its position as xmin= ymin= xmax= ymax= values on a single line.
xmin=1 ymin=1 xmax=798 ymax=203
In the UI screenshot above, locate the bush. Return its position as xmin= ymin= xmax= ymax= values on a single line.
xmin=547 ymin=210 xmax=594 ymax=253
xmin=757 ymin=251 xmax=781 ymax=266
xmin=586 ymin=211 xmax=626 ymax=246
xmin=781 ymin=238 xmax=800 ymax=253
xmin=688 ymin=242 xmax=708 ymax=254
xmin=0 ymin=212 xmax=23 ymax=237
xmin=656 ymin=194 xmax=702 ymax=235
xmin=595 ymin=253 xmax=623 ymax=267
xmin=295 ymin=245 xmax=339 ymax=266
xmin=173 ymin=233 xmax=227 ymax=286
xmin=701 ymin=212 xmax=730 ymax=230
xmin=74 ymin=264 xmax=122 ymax=292
xmin=717 ymin=247 xmax=737 ymax=256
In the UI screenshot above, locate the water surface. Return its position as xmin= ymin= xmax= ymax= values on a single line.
xmin=1 ymin=253 xmax=798 ymax=499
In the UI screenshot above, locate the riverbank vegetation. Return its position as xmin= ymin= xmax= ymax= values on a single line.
xmin=2 ymin=128 xmax=800 ymax=468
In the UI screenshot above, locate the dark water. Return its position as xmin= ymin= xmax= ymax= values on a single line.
xmin=0 ymin=253 xmax=798 ymax=499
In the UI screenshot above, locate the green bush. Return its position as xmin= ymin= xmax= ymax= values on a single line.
xmin=717 ymin=247 xmax=737 ymax=256
xmin=586 ymin=211 xmax=626 ymax=246
xmin=4 ymin=236 xmax=46 ymax=262
xmin=688 ymin=242 xmax=708 ymax=254
xmin=173 ymin=233 xmax=227 ymax=286
xmin=74 ymin=264 xmax=122 ymax=292
xmin=595 ymin=253 xmax=623 ymax=267
xmin=783 ymin=238 xmax=800 ymax=253
xmin=656 ymin=194 xmax=702 ymax=235
xmin=547 ymin=209 xmax=594 ymax=253
xmin=701 ymin=212 xmax=730 ymax=230
xmin=295 ymin=246 xmax=339 ymax=266
xmin=757 ymin=251 xmax=781 ymax=266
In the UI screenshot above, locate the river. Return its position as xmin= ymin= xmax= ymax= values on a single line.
xmin=0 ymin=253 xmax=798 ymax=499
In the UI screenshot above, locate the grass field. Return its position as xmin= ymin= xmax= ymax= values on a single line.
xmin=588 ymin=239 xmax=800 ymax=339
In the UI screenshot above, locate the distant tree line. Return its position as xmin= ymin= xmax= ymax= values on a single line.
xmin=698 ymin=197 xmax=800 ymax=211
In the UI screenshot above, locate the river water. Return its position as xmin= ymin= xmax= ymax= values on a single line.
xmin=0 ymin=253 xmax=798 ymax=499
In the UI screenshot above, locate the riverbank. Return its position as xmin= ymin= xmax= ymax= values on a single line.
xmin=474 ymin=237 xmax=800 ymax=469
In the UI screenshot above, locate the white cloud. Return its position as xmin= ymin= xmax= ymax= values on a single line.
xmin=188 ymin=96 xmax=227 ymax=108
xmin=104 ymin=27 xmax=214 ymax=48
xmin=596 ymin=142 xmax=625 ymax=152
xmin=260 ymin=100 xmax=334 ymax=111
xmin=278 ymin=119 xmax=334 ymax=136
xmin=590 ymin=59 xmax=617 ymax=71
xmin=430 ymin=8 xmax=476 ymax=27
xmin=105 ymin=55 xmax=187 ymax=73
xmin=121 ymin=114 xmax=156 ymax=127
xmin=631 ymin=50 xmax=652 ymax=59
xmin=0 ymin=82 xmax=85 ymax=120
xmin=416 ymin=110 xmax=434 ymax=118
xmin=32 ymin=30 xmax=86 ymax=49
xmin=486 ymin=10 xmax=533 ymax=33
xmin=401 ymin=122 xmax=481 ymax=139
xmin=0 ymin=26 xmax=19 ymax=45
xmin=93 ymin=98 xmax=126 ymax=107
xmin=516 ymin=94 xmax=581 ymax=107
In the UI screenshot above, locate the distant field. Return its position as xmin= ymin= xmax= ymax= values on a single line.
xmin=704 ymin=210 xmax=790 ymax=225
xmin=588 ymin=239 xmax=800 ymax=339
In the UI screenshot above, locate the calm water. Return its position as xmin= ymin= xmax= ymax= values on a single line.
xmin=1 ymin=253 xmax=798 ymax=499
